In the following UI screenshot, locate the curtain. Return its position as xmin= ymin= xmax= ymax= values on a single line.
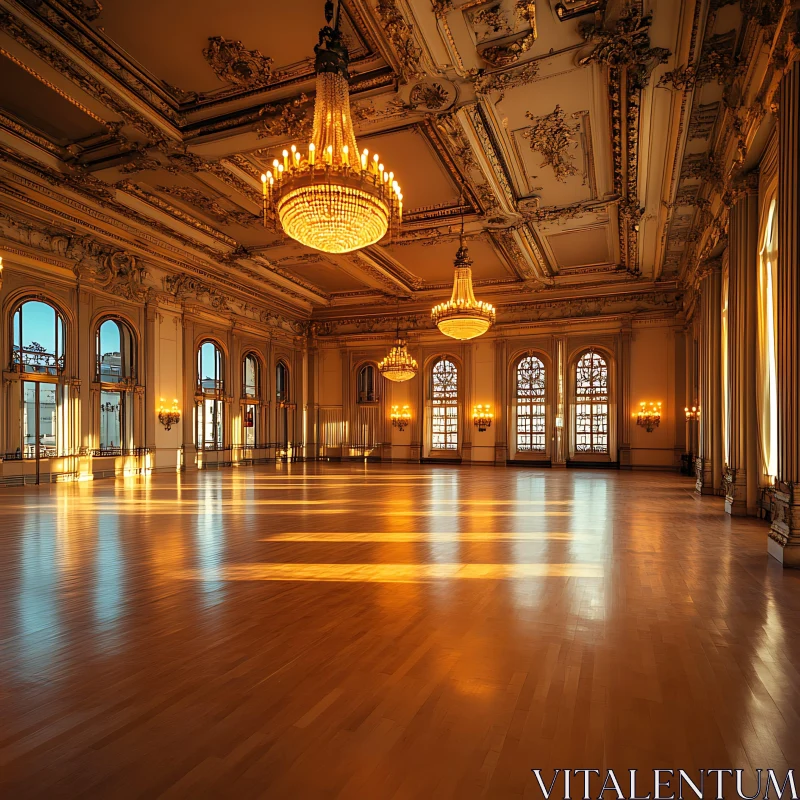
xmin=756 ymin=196 xmax=779 ymax=485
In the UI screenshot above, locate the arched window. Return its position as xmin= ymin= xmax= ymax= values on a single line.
xmin=357 ymin=364 xmax=377 ymax=403
xmin=95 ymin=318 xmax=136 ymax=453
xmin=11 ymin=299 xmax=66 ymax=459
xmin=196 ymin=341 xmax=224 ymax=450
xmin=431 ymin=358 xmax=458 ymax=450
xmin=757 ymin=196 xmax=778 ymax=482
xmin=12 ymin=299 xmax=65 ymax=375
xmin=242 ymin=352 xmax=260 ymax=448
xmin=575 ymin=350 xmax=608 ymax=454
xmin=276 ymin=361 xmax=289 ymax=403
xmin=516 ymin=356 xmax=546 ymax=452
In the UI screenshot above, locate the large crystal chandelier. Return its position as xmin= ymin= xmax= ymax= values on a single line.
xmin=431 ymin=208 xmax=496 ymax=340
xmin=260 ymin=1 xmax=402 ymax=254
xmin=379 ymin=309 xmax=418 ymax=382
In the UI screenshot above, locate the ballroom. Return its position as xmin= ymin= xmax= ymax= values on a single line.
xmin=1 ymin=0 xmax=799 ymax=796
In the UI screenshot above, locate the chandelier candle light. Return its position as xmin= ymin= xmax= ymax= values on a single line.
xmin=635 ymin=401 xmax=661 ymax=432
xmin=685 ymin=405 xmax=700 ymax=421
xmin=431 ymin=200 xmax=496 ymax=340
xmin=260 ymin=0 xmax=402 ymax=253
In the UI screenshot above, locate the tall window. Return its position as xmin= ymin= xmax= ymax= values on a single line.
xmin=96 ymin=318 xmax=136 ymax=453
xmin=575 ymin=350 xmax=608 ymax=454
xmin=12 ymin=300 xmax=66 ymax=459
xmin=757 ymin=196 xmax=778 ymax=482
xmin=357 ymin=364 xmax=377 ymax=403
xmin=276 ymin=361 xmax=289 ymax=403
xmin=516 ymin=356 xmax=546 ymax=452
xmin=242 ymin=353 xmax=260 ymax=447
xmin=197 ymin=341 xmax=224 ymax=450
xmin=431 ymin=358 xmax=458 ymax=450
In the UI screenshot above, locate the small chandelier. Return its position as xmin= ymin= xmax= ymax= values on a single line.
xmin=379 ymin=312 xmax=418 ymax=382
xmin=473 ymin=404 xmax=493 ymax=431
xmin=391 ymin=405 xmax=411 ymax=431
xmin=635 ymin=401 xmax=662 ymax=432
xmin=260 ymin=0 xmax=402 ymax=253
xmin=431 ymin=202 xmax=495 ymax=340
xmin=684 ymin=405 xmax=700 ymax=421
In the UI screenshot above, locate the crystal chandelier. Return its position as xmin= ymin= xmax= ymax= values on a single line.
xmin=260 ymin=1 xmax=402 ymax=254
xmin=431 ymin=206 xmax=496 ymax=340
xmin=379 ymin=312 xmax=418 ymax=382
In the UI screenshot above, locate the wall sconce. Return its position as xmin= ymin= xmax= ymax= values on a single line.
xmin=684 ymin=405 xmax=700 ymax=421
xmin=158 ymin=398 xmax=181 ymax=431
xmin=473 ymin=404 xmax=493 ymax=432
xmin=391 ymin=404 xmax=411 ymax=431
xmin=635 ymin=401 xmax=661 ymax=432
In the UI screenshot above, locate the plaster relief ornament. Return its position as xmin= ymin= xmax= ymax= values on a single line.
xmin=479 ymin=0 xmax=538 ymax=67
xmin=520 ymin=105 xmax=580 ymax=182
xmin=203 ymin=37 xmax=281 ymax=88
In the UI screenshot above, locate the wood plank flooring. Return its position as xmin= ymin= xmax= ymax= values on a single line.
xmin=0 ymin=464 xmax=798 ymax=798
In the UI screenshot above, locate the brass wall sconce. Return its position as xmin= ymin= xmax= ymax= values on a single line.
xmin=473 ymin=404 xmax=493 ymax=432
xmin=158 ymin=398 xmax=181 ymax=431
xmin=391 ymin=404 xmax=411 ymax=431
xmin=635 ymin=401 xmax=661 ymax=432
xmin=684 ymin=405 xmax=700 ymax=421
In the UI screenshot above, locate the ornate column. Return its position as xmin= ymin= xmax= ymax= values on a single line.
xmin=493 ymin=336 xmax=508 ymax=465
xmin=695 ymin=257 xmax=723 ymax=495
xmin=724 ymin=174 xmax=760 ymax=515
xmin=618 ymin=317 xmax=633 ymax=469
xmin=770 ymin=60 xmax=800 ymax=566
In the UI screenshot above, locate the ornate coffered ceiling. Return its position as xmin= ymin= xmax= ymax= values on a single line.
xmin=2 ymin=0 xmax=793 ymax=327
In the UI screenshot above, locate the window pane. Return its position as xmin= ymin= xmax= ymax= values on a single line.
xmin=99 ymin=390 xmax=122 ymax=451
xmin=244 ymin=403 xmax=256 ymax=446
xmin=244 ymin=355 xmax=258 ymax=397
xmin=99 ymin=320 xmax=123 ymax=382
xmin=199 ymin=342 xmax=222 ymax=392
xmin=14 ymin=301 xmax=63 ymax=375
xmin=516 ymin=357 xmax=546 ymax=452
xmin=432 ymin=360 xmax=458 ymax=450
xmin=575 ymin=351 xmax=608 ymax=454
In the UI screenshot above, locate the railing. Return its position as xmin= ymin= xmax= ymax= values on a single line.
xmin=91 ymin=447 xmax=151 ymax=457
xmin=3 ymin=447 xmax=59 ymax=460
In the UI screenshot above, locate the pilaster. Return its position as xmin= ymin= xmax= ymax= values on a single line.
xmin=552 ymin=335 xmax=567 ymax=467
xmin=618 ymin=318 xmax=633 ymax=469
xmin=770 ymin=61 xmax=800 ymax=566
xmin=695 ymin=258 xmax=723 ymax=495
xmin=493 ymin=336 xmax=508 ymax=465
xmin=724 ymin=174 xmax=760 ymax=516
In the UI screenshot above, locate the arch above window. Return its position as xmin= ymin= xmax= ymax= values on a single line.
xmin=198 ymin=340 xmax=224 ymax=395
xmin=516 ymin=355 xmax=546 ymax=453
xmin=357 ymin=364 xmax=377 ymax=403
xmin=243 ymin=352 xmax=260 ymax=398
xmin=574 ymin=350 xmax=609 ymax=454
xmin=12 ymin=299 xmax=65 ymax=376
xmin=97 ymin=318 xmax=135 ymax=383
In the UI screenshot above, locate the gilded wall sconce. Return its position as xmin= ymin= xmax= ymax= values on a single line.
xmin=684 ymin=405 xmax=700 ymax=421
xmin=158 ymin=398 xmax=181 ymax=431
xmin=635 ymin=401 xmax=661 ymax=432
xmin=391 ymin=404 xmax=411 ymax=431
xmin=473 ymin=404 xmax=493 ymax=432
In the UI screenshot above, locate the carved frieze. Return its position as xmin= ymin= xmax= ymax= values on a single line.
xmin=375 ymin=0 xmax=424 ymax=81
xmin=155 ymin=186 xmax=256 ymax=228
xmin=469 ymin=61 xmax=539 ymax=101
xmin=257 ymin=94 xmax=312 ymax=140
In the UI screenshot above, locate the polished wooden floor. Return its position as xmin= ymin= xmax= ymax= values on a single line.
xmin=1 ymin=464 xmax=798 ymax=798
